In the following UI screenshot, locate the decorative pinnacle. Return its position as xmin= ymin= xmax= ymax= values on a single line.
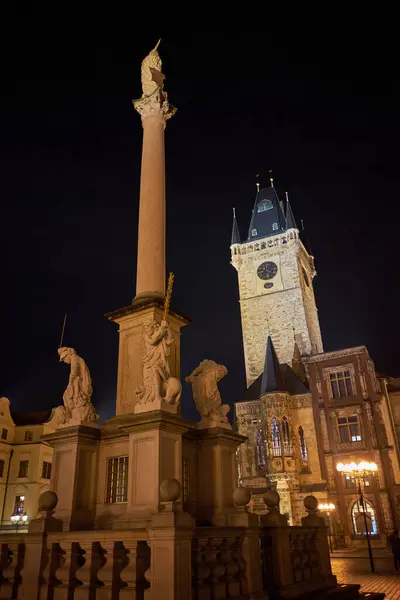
xmin=269 ymin=169 xmax=274 ymax=188
xmin=233 ymin=207 xmax=236 ymax=217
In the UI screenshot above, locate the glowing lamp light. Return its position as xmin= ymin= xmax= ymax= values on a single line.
xmin=20 ymin=496 xmax=25 ymax=501
xmin=336 ymin=461 xmax=378 ymax=474
xmin=318 ymin=503 xmax=335 ymax=511
xmin=22 ymin=513 xmax=28 ymax=523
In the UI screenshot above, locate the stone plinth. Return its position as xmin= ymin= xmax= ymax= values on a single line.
xmin=114 ymin=410 xmax=195 ymax=517
xmin=194 ymin=427 xmax=246 ymax=525
xmin=42 ymin=426 xmax=100 ymax=531
xmin=107 ymin=299 xmax=190 ymax=416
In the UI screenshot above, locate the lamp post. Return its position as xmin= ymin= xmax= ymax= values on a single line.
xmin=318 ymin=503 xmax=335 ymax=552
xmin=336 ymin=461 xmax=377 ymax=573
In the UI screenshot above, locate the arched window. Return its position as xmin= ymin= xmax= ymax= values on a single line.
xmin=351 ymin=500 xmax=378 ymax=536
xmin=298 ymin=426 xmax=308 ymax=462
xmin=251 ymin=228 xmax=258 ymax=237
xmin=256 ymin=429 xmax=266 ymax=470
xmin=282 ymin=417 xmax=292 ymax=455
xmin=257 ymin=199 xmax=273 ymax=213
xmin=271 ymin=417 xmax=281 ymax=457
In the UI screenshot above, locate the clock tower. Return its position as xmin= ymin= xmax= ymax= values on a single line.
xmin=231 ymin=184 xmax=323 ymax=387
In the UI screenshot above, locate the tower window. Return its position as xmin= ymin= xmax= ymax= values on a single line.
xmin=330 ymin=370 xmax=353 ymax=399
xmin=257 ymin=199 xmax=273 ymax=213
xmin=337 ymin=415 xmax=361 ymax=443
xmin=282 ymin=416 xmax=292 ymax=455
xmin=298 ymin=426 xmax=308 ymax=462
xmin=271 ymin=417 xmax=281 ymax=457
xmin=272 ymin=223 xmax=278 ymax=231
xmin=251 ymin=228 xmax=258 ymax=236
xmin=24 ymin=431 xmax=33 ymax=442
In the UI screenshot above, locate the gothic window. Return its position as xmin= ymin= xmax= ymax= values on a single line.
xmin=337 ymin=415 xmax=361 ymax=443
xmin=351 ymin=499 xmax=378 ymax=535
xmin=256 ymin=429 xmax=266 ymax=469
xmin=271 ymin=417 xmax=281 ymax=457
xmin=298 ymin=426 xmax=308 ymax=462
xmin=106 ymin=456 xmax=129 ymax=504
xmin=272 ymin=223 xmax=278 ymax=231
xmin=282 ymin=417 xmax=292 ymax=455
xmin=251 ymin=229 xmax=258 ymax=237
xmin=257 ymin=199 xmax=273 ymax=213
xmin=329 ymin=370 xmax=354 ymax=399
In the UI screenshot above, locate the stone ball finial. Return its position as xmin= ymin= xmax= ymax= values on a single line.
xmin=233 ymin=487 xmax=251 ymax=507
xmin=159 ymin=478 xmax=181 ymax=502
xmin=38 ymin=491 xmax=58 ymax=512
xmin=304 ymin=495 xmax=318 ymax=512
xmin=263 ymin=490 xmax=280 ymax=510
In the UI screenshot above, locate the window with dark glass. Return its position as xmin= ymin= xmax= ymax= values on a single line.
xmin=14 ymin=495 xmax=25 ymax=514
xmin=271 ymin=417 xmax=281 ymax=457
xmin=106 ymin=456 xmax=128 ymax=504
xmin=42 ymin=461 xmax=52 ymax=479
xmin=330 ymin=370 xmax=354 ymax=399
xmin=337 ymin=415 xmax=361 ymax=443
xmin=282 ymin=417 xmax=292 ymax=455
xmin=298 ymin=426 xmax=308 ymax=462
xmin=24 ymin=431 xmax=33 ymax=442
xmin=257 ymin=199 xmax=273 ymax=213
xmin=344 ymin=474 xmax=370 ymax=489
xmin=18 ymin=460 xmax=29 ymax=478
xmin=0 ymin=459 xmax=4 ymax=478
xmin=1 ymin=428 xmax=8 ymax=441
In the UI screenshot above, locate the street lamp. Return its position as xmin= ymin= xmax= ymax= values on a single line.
xmin=336 ymin=461 xmax=378 ymax=573
xmin=318 ymin=503 xmax=336 ymax=552
xmin=10 ymin=512 xmax=28 ymax=532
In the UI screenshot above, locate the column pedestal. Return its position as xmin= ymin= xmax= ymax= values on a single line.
xmin=42 ymin=426 xmax=100 ymax=530
xmin=107 ymin=299 xmax=190 ymax=416
xmin=114 ymin=411 xmax=195 ymax=517
xmin=194 ymin=427 xmax=246 ymax=525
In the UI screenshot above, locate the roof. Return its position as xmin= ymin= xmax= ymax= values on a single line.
xmin=11 ymin=410 xmax=53 ymax=426
xmin=247 ymin=186 xmax=287 ymax=241
xmin=285 ymin=196 xmax=297 ymax=229
xmin=260 ymin=334 xmax=286 ymax=394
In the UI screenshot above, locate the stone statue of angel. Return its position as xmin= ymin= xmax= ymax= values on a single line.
xmin=185 ymin=360 xmax=231 ymax=428
xmin=141 ymin=39 xmax=165 ymax=97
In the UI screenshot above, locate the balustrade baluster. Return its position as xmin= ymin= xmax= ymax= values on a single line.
xmin=204 ymin=538 xmax=225 ymax=600
xmin=0 ymin=543 xmax=23 ymax=600
xmin=75 ymin=541 xmax=94 ymax=600
xmin=192 ymin=536 xmax=211 ymax=600
xmin=96 ymin=541 xmax=115 ymax=600
xmin=232 ymin=536 xmax=247 ymax=597
xmin=53 ymin=541 xmax=79 ymax=600
xmin=118 ymin=540 xmax=137 ymax=600
xmin=223 ymin=537 xmax=240 ymax=597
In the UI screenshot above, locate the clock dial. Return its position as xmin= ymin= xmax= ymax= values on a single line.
xmin=257 ymin=261 xmax=278 ymax=281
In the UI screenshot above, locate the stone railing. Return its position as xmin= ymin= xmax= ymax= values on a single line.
xmin=192 ymin=527 xmax=248 ymax=599
xmin=0 ymin=530 xmax=150 ymax=600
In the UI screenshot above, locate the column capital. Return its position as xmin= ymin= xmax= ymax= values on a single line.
xmin=133 ymin=90 xmax=176 ymax=124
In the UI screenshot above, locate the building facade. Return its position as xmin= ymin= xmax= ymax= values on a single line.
xmin=0 ymin=397 xmax=55 ymax=529
xmin=232 ymin=184 xmax=400 ymax=545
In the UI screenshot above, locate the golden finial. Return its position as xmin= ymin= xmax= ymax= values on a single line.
xmin=163 ymin=272 xmax=175 ymax=321
xmin=269 ymin=169 xmax=274 ymax=188
xmin=256 ymin=173 xmax=260 ymax=192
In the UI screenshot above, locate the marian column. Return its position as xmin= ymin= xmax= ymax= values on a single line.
xmin=133 ymin=40 xmax=176 ymax=303
xmin=107 ymin=43 xmax=189 ymax=416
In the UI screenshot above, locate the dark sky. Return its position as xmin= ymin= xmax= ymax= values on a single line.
xmin=1 ymin=33 xmax=399 ymax=423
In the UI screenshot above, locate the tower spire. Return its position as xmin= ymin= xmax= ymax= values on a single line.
xmin=231 ymin=208 xmax=241 ymax=245
xmin=260 ymin=332 xmax=286 ymax=395
xmin=285 ymin=191 xmax=297 ymax=230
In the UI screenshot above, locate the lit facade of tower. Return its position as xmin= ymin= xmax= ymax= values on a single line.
xmin=231 ymin=184 xmax=323 ymax=387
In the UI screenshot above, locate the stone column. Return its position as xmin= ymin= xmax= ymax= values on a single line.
xmin=42 ymin=426 xmax=100 ymax=530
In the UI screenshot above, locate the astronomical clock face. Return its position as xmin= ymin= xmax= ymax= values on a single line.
xmin=257 ymin=261 xmax=278 ymax=281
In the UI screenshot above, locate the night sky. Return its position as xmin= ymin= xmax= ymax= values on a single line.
xmin=1 ymin=33 xmax=399 ymax=423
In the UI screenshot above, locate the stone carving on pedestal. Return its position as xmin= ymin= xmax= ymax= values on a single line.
xmin=135 ymin=319 xmax=181 ymax=411
xmin=133 ymin=40 xmax=176 ymax=122
xmin=55 ymin=347 xmax=98 ymax=428
xmin=185 ymin=360 xmax=231 ymax=429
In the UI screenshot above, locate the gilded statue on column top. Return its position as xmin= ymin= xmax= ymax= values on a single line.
xmin=133 ymin=40 xmax=176 ymax=120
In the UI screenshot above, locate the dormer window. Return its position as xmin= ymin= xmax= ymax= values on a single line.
xmin=251 ymin=228 xmax=258 ymax=236
xmin=272 ymin=223 xmax=278 ymax=231
xmin=257 ymin=199 xmax=273 ymax=213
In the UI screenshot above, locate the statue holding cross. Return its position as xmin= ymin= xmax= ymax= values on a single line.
xmin=135 ymin=273 xmax=182 ymax=408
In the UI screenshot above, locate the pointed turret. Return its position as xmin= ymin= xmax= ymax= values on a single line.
xmin=285 ymin=192 xmax=297 ymax=230
xmin=260 ymin=333 xmax=287 ymax=395
xmin=247 ymin=186 xmax=287 ymax=241
xmin=231 ymin=208 xmax=241 ymax=245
